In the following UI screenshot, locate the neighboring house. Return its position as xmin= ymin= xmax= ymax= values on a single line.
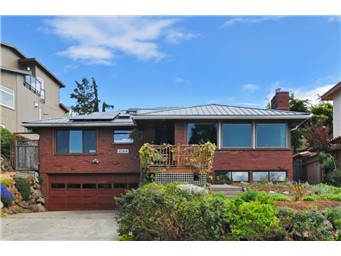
xmin=321 ymin=81 xmax=341 ymax=167
xmin=294 ymin=81 xmax=341 ymax=183
xmin=0 ymin=42 xmax=69 ymax=133
xmin=22 ymin=90 xmax=311 ymax=210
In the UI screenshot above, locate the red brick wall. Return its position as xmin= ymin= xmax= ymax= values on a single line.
xmin=38 ymin=121 xmax=293 ymax=183
xmin=175 ymin=121 xmax=186 ymax=144
xmin=39 ymin=128 xmax=142 ymax=175
xmin=213 ymin=149 xmax=293 ymax=180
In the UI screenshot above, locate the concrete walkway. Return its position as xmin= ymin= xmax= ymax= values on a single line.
xmin=1 ymin=211 xmax=119 ymax=241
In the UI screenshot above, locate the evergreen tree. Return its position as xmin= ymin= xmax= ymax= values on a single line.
xmin=70 ymin=77 xmax=115 ymax=115
xmin=92 ymin=77 xmax=100 ymax=112
xmin=70 ymin=78 xmax=96 ymax=115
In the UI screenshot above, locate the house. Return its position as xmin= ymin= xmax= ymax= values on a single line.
xmin=22 ymin=90 xmax=311 ymax=210
xmin=0 ymin=42 xmax=69 ymax=133
xmin=293 ymin=81 xmax=341 ymax=184
xmin=321 ymin=81 xmax=341 ymax=167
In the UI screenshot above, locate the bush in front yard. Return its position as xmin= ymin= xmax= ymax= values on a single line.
xmin=115 ymin=182 xmax=229 ymax=241
xmin=325 ymin=171 xmax=341 ymax=187
xmin=226 ymin=199 xmax=282 ymax=240
xmin=1 ymin=183 xmax=14 ymax=207
xmin=289 ymin=207 xmax=334 ymax=241
xmin=13 ymin=177 xmax=31 ymax=201
xmin=0 ymin=127 xmax=13 ymax=158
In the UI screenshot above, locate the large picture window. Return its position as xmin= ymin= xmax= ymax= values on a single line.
xmin=187 ymin=123 xmax=217 ymax=144
xmin=0 ymin=85 xmax=14 ymax=109
xmin=56 ymin=130 xmax=96 ymax=154
xmin=256 ymin=123 xmax=286 ymax=148
xmin=113 ymin=130 xmax=133 ymax=144
xmin=222 ymin=123 xmax=252 ymax=148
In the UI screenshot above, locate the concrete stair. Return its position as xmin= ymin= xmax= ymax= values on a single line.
xmin=209 ymin=184 xmax=244 ymax=198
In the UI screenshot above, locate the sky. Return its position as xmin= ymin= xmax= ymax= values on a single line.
xmin=1 ymin=14 xmax=340 ymax=111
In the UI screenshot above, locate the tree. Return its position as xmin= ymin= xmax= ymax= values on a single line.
xmin=289 ymin=94 xmax=310 ymax=153
xmin=70 ymin=78 xmax=96 ymax=115
xmin=289 ymin=94 xmax=333 ymax=152
xmin=102 ymin=101 xmax=115 ymax=112
xmin=289 ymin=93 xmax=310 ymax=112
xmin=92 ymin=77 xmax=100 ymax=112
xmin=310 ymin=101 xmax=333 ymax=134
xmin=70 ymin=77 xmax=114 ymax=115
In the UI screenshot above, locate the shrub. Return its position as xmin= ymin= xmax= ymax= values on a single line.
xmin=115 ymin=182 xmax=229 ymax=241
xmin=1 ymin=183 xmax=14 ymax=207
xmin=325 ymin=171 xmax=341 ymax=187
xmin=303 ymin=195 xmax=317 ymax=201
xmin=38 ymin=176 xmax=44 ymax=184
xmin=277 ymin=207 xmax=295 ymax=230
xmin=0 ymin=178 xmax=14 ymax=188
xmin=311 ymin=183 xmax=340 ymax=195
xmin=14 ymin=177 xmax=31 ymax=201
xmin=290 ymin=207 xmax=334 ymax=241
xmin=323 ymin=207 xmax=341 ymax=229
xmin=234 ymin=189 xmax=276 ymax=205
xmin=226 ymin=200 xmax=281 ymax=240
xmin=0 ymin=127 xmax=13 ymax=158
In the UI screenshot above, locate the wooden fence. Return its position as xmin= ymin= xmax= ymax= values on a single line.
xmin=15 ymin=140 xmax=39 ymax=171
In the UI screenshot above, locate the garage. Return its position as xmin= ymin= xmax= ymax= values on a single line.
xmin=48 ymin=174 xmax=139 ymax=210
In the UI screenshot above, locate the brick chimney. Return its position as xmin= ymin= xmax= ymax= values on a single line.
xmin=271 ymin=88 xmax=290 ymax=111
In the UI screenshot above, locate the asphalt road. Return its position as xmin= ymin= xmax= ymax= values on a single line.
xmin=0 ymin=210 xmax=120 ymax=241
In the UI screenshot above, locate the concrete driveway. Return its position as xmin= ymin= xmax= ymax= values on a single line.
xmin=1 ymin=211 xmax=119 ymax=241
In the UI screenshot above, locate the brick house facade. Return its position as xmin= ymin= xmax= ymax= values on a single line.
xmin=22 ymin=91 xmax=311 ymax=210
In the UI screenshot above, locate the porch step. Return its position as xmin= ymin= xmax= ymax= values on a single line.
xmin=209 ymin=184 xmax=244 ymax=198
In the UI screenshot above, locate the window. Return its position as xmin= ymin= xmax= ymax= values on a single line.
xmin=252 ymin=171 xmax=287 ymax=182
xmin=0 ymin=85 xmax=14 ymax=109
xmin=187 ymin=123 xmax=217 ymax=144
xmin=56 ymin=130 xmax=97 ymax=154
xmin=113 ymin=130 xmax=133 ymax=143
xmin=51 ymin=183 xmax=65 ymax=189
xmin=37 ymin=77 xmax=45 ymax=100
xmin=222 ymin=123 xmax=252 ymax=148
xmin=216 ymin=171 xmax=249 ymax=183
xmin=256 ymin=123 xmax=286 ymax=148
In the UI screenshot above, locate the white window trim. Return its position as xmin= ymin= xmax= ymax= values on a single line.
xmin=0 ymin=85 xmax=15 ymax=109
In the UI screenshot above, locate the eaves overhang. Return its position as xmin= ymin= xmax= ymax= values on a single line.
xmin=22 ymin=122 xmax=136 ymax=128
xmin=132 ymin=114 xmax=312 ymax=121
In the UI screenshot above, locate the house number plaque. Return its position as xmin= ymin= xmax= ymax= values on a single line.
xmin=117 ymin=149 xmax=129 ymax=154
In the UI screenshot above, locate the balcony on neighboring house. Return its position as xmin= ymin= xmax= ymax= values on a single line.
xmin=24 ymin=75 xmax=45 ymax=102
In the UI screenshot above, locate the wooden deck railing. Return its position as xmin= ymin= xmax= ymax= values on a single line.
xmin=141 ymin=144 xmax=215 ymax=172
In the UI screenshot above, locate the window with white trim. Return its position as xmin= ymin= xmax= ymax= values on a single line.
xmin=0 ymin=85 xmax=15 ymax=109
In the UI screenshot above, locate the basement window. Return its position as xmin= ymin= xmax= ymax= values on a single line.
xmin=252 ymin=171 xmax=287 ymax=182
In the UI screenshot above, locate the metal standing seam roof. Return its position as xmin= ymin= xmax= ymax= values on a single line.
xmin=22 ymin=104 xmax=312 ymax=128
xmin=132 ymin=104 xmax=311 ymax=119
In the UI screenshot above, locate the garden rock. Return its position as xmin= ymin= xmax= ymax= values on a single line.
xmin=36 ymin=197 xmax=45 ymax=204
xmin=0 ymin=201 xmax=3 ymax=209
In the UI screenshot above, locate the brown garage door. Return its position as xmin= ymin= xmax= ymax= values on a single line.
xmin=48 ymin=174 xmax=139 ymax=210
